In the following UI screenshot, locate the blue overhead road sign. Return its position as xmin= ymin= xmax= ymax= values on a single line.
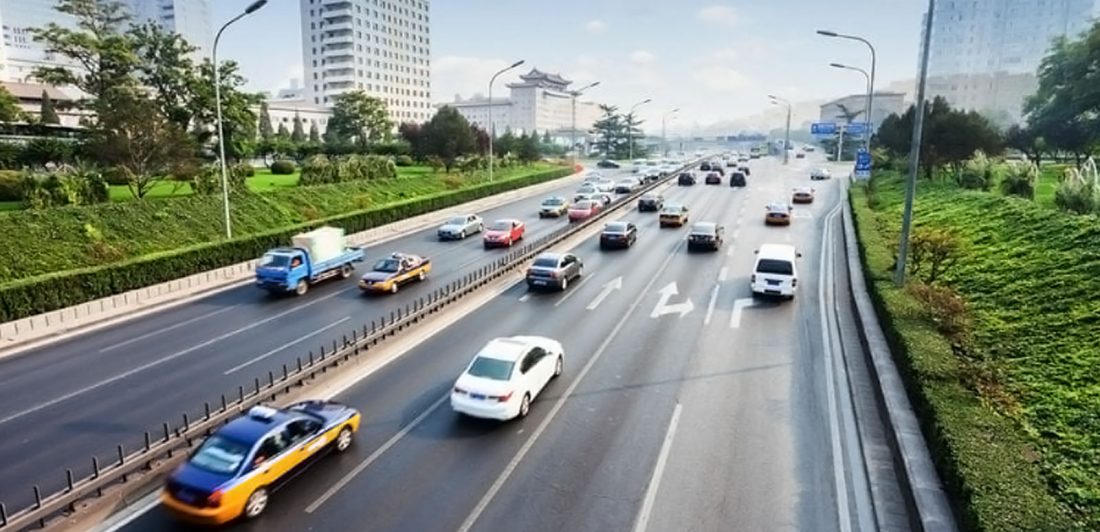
xmin=846 ymin=122 xmax=870 ymax=136
xmin=810 ymin=122 xmax=837 ymax=135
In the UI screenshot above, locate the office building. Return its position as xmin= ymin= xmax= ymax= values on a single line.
xmin=923 ymin=0 xmax=1095 ymax=124
xmin=818 ymin=92 xmax=906 ymax=131
xmin=444 ymin=68 xmax=602 ymax=137
xmin=0 ymin=0 xmax=78 ymax=82
xmin=126 ymin=0 xmax=213 ymax=58
xmin=300 ymin=0 xmax=432 ymax=124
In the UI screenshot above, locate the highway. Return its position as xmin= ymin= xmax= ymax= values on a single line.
xmin=0 ymin=166 xmax=636 ymax=511
xmin=106 ymin=153 xmax=911 ymax=531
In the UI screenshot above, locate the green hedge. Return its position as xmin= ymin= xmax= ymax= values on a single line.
xmin=0 ymin=166 xmax=572 ymax=321
xmin=850 ymin=174 xmax=1094 ymax=530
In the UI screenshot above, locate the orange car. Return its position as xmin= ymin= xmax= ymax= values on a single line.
xmin=764 ymin=202 xmax=793 ymax=226
xmin=792 ymin=187 xmax=814 ymax=204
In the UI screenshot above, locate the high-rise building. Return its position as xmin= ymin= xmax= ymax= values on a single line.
xmin=126 ymin=0 xmax=213 ymax=58
xmin=300 ymin=0 xmax=432 ymax=124
xmin=0 ymin=0 xmax=77 ymax=82
xmin=922 ymin=0 xmax=1095 ymax=125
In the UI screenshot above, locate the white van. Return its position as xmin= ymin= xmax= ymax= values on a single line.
xmin=751 ymin=244 xmax=801 ymax=299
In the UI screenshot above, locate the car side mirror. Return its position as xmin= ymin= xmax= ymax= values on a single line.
xmin=796 ymin=252 xmax=803 ymax=258
xmin=754 ymin=249 xmax=759 ymax=254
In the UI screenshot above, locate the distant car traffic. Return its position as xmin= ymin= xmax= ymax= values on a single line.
xmin=751 ymin=243 xmax=801 ymax=299
xmin=359 ymin=253 xmax=431 ymax=294
xmin=700 ymin=161 xmax=712 ymax=171
xmin=576 ymin=183 xmax=599 ymax=196
xmin=795 ymin=152 xmax=805 ymax=159
xmin=539 ymin=196 xmax=570 ymax=218
xmin=614 ymin=178 xmax=638 ymax=193
xmin=600 ymin=221 xmax=638 ymax=249
xmin=726 ymin=159 xmax=737 ymax=167
xmin=437 ymin=214 xmax=483 ymax=240
xmin=568 ymin=199 xmax=602 ymax=221
xmin=483 ymin=219 xmax=526 ymax=248
xmin=810 ymin=168 xmax=832 ymax=180
xmin=161 ymin=402 xmax=360 ymax=524
xmin=638 ymin=193 xmax=664 ymax=211
xmin=687 ymin=222 xmax=725 ymax=251
xmin=659 ymin=204 xmax=690 ymax=227
xmin=739 ymin=166 xmax=751 ymax=176
xmin=792 ymin=187 xmax=815 ymax=204
xmin=764 ymin=202 xmax=793 ymax=226
xmin=596 ymin=159 xmax=621 ymax=169
xmin=678 ymin=173 xmax=697 ymax=186
xmin=450 ymin=336 xmax=565 ymax=420
xmin=525 ymin=252 xmax=583 ymax=291
xmin=592 ymin=179 xmax=616 ymax=193
xmin=705 ymin=172 xmax=722 ymax=185
xmin=730 ymin=171 xmax=747 ymax=187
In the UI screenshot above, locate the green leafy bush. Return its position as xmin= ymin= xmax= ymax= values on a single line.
xmin=1053 ymin=169 xmax=1099 ymax=214
xmin=0 ymin=165 xmax=572 ymax=320
xmin=999 ymin=161 xmax=1038 ymax=199
xmin=395 ymin=154 xmax=414 ymax=167
xmin=18 ymin=165 xmax=108 ymax=208
xmin=0 ymin=142 xmax=20 ymax=169
xmin=0 ymin=169 xmax=22 ymax=201
xmin=956 ymin=150 xmax=997 ymax=191
xmin=232 ymin=162 xmax=255 ymax=178
xmin=19 ymin=138 xmax=74 ymax=168
xmin=192 ymin=163 xmax=249 ymax=195
xmin=270 ymin=160 xmax=296 ymax=175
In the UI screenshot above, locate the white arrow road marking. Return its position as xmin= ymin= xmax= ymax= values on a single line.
xmin=649 ymin=282 xmax=695 ymax=318
xmin=729 ymin=298 xmax=756 ymax=328
xmin=519 ymin=294 xmax=530 ymax=302
xmin=704 ymin=284 xmax=720 ymax=325
xmin=718 ymin=267 xmax=729 ymax=282
xmin=586 ymin=276 xmax=623 ymax=311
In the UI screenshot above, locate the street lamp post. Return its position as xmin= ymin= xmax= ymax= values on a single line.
xmin=895 ymin=0 xmax=935 ymax=286
xmin=768 ymin=95 xmax=792 ymax=164
xmin=817 ymin=29 xmax=878 ymax=149
xmin=830 ymin=62 xmax=871 ymax=157
xmin=627 ymin=98 xmax=652 ymax=160
xmin=213 ymin=0 xmax=268 ymax=239
xmin=570 ymin=81 xmax=600 ymax=167
xmin=488 ymin=59 xmax=525 ymax=182
xmin=661 ymin=108 xmax=679 ymax=157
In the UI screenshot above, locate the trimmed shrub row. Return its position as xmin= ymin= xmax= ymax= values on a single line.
xmin=0 ymin=167 xmax=572 ymax=321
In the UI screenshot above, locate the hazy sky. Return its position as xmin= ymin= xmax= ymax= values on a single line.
xmin=214 ymin=0 xmax=925 ymax=132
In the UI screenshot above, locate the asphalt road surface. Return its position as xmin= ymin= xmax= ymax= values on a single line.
xmin=107 ymin=153 xmax=911 ymax=532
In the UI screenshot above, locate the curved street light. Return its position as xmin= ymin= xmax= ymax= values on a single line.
xmin=830 ymin=62 xmax=872 ymax=150
xmin=213 ymin=0 xmax=268 ymax=239
xmin=661 ymin=108 xmax=680 ymax=157
xmin=628 ymin=98 xmax=652 ymax=160
xmin=817 ymin=29 xmax=877 ymax=143
xmin=768 ymin=94 xmax=792 ymax=164
xmin=488 ymin=59 xmax=525 ymax=182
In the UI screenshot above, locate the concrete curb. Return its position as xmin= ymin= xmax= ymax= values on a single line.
xmin=840 ymin=197 xmax=958 ymax=531
xmin=0 ymin=167 xmax=588 ymax=357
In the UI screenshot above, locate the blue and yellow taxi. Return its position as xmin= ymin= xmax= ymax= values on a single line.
xmin=161 ymin=400 xmax=361 ymax=525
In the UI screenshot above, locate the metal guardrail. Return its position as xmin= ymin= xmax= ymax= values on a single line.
xmin=0 ymin=160 xmax=699 ymax=531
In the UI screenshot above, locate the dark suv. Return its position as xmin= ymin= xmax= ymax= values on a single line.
xmin=729 ymin=171 xmax=747 ymax=187
xmin=638 ymin=193 xmax=664 ymax=211
xmin=678 ymin=173 xmax=697 ymax=186
xmin=599 ymin=221 xmax=638 ymax=249
xmin=699 ymin=162 xmax=712 ymax=171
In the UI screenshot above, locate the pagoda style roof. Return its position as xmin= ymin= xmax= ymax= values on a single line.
xmin=509 ymin=68 xmax=572 ymax=89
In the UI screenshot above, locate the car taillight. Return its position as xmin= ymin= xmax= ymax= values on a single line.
xmin=206 ymin=490 xmax=223 ymax=508
xmin=493 ymin=391 xmax=514 ymax=403
xmin=453 ymin=386 xmax=468 ymax=395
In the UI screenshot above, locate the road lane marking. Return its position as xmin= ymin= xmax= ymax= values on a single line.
xmin=732 ymin=229 xmax=740 ymax=240
xmin=0 ymin=289 xmax=346 ymax=427
xmin=518 ymin=294 xmax=530 ymax=302
xmin=554 ymin=271 xmax=596 ymax=307
xmin=305 ymin=393 xmax=449 ymax=513
xmin=785 ymin=232 xmax=792 ymax=242
xmin=718 ymin=267 xmax=728 ymax=282
xmin=457 ymin=240 xmax=688 ymax=532
xmin=224 ymin=317 xmax=351 ymax=375
xmin=726 ymin=246 xmax=735 ymax=257
xmin=99 ymin=304 xmax=243 ymax=352
xmin=704 ymin=284 xmax=720 ymax=325
xmin=729 ymin=298 xmax=755 ymax=329
xmin=586 ymin=276 xmax=623 ymax=311
xmin=649 ymin=282 xmax=694 ymax=319
xmin=632 ymin=403 xmax=683 ymax=532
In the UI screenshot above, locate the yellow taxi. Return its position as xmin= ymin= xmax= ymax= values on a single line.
xmin=764 ymin=202 xmax=793 ymax=226
xmin=792 ymin=186 xmax=815 ymax=204
xmin=161 ymin=401 xmax=361 ymax=525
xmin=358 ymin=252 xmax=432 ymax=294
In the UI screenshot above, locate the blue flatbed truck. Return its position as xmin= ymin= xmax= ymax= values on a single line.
xmin=255 ymin=246 xmax=365 ymax=296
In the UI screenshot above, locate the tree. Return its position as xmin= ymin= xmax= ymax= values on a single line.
xmin=1024 ymin=32 xmax=1098 ymax=165
xmin=470 ymin=124 xmax=490 ymax=155
xmin=1004 ymin=124 xmax=1047 ymax=166
xmin=129 ymin=21 xmax=197 ymax=131
xmin=496 ymin=127 xmax=517 ymax=155
xmin=325 ymin=90 xmax=393 ymax=146
xmin=623 ymin=112 xmax=647 ymax=158
xmin=91 ymin=93 xmax=197 ymax=198
xmin=258 ymin=101 xmax=274 ymax=140
xmin=276 ymin=122 xmax=289 ymax=139
xmin=291 ymin=111 xmax=306 ymax=143
xmin=308 ymin=121 xmax=320 ymax=143
xmin=0 ymin=86 xmax=23 ymax=123
xmin=421 ymin=106 xmax=476 ymax=172
xmin=592 ymin=105 xmax=628 ymax=158
xmin=189 ymin=59 xmax=259 ymax=161
xmin=30 ymin=0 xmax=138 ymax=120
xmin=873 ymin=97 xmax=1002 ymax=179
xmin=398 ymin=122 xmax=426 ymax=159
xmin=541 ymin=129 xmax=552 ymax=144
xmin=39 ymin=90 xmax=60 ymax=124
xmin=517 ymin=132 xmax=541 ymax=163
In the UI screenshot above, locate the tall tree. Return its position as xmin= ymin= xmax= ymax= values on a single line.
xmin=623 ymin=112 xmax=646 ymax=158
xmin=308 ymin=121 xmax=320 ymax=143
xmin=129 ymin=21 xmax=197 ymax=131
xmin=496 ymin=127 xmax=517 ymax=155
xmin=0 ymin=86 xmax=24 ymax=123
xmin=326 ymin=90 xmax=393 ymax=145
xmin=1024 ymin=32 xmax=1098 ymax=165
xmin=471 ymin=124 xmax=490 ymax=155
xmin=592 ymin=104 xmax=627 ymax=158
xmin=30 ymin=0 xmax=138 ymax=120
xmin=421 ymin=106 xmax=475 ymax=172
xmin=1005 ymin=124 xmax=1048 ymax=166
xmin=276 ymin=122 xmax=290 ymax=139
xmin=189 ymin=59 xmax=259 ymax=161
xmin=39 ymin=90 xmax=60 ymax=124
xmin=399 ymin=122 xmax=426 ymax=159
xmin=291 ymin=111 xmax=305 ymax=143
xmin=258 ymin=101 xmax=274 ymax=140
xmin=874 ymin=97 xmax=1002 ymax=178
xmin=541 ymin=129 xmax=552 ymax=144
xmin=517 ymin=132 xmax=541 ymax=163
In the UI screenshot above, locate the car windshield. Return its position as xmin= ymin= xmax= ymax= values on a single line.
xmin=768 ymin=204 xmax=789 ymax=212
xmin=467 ymin=356 xmax=515 ymax=381
xmin=188 ymin=435 xmax=250 ymax=475
xmin=533 ymin=256 xmax=561 ymax=268
xmin=604 ymin=222 xmax=629 ymax=233
xmin=691 ymin=224 xmax=715 ymax=234
xmin=373 ymin=258 xmax=401 ymax=273
xmin=662 ymin=205 xmax=683 ymax=213
xmin=488 ymin=221 xmax=513 ymax=231
xmin=260 ymin=253 xmax=290 ymax=267
xmin=641 ymin=194 xmax=658 ymax=200
xmin=573 ymin=200 xmax=594 ymax=209
xmin=756 ymin=259 xmax=794 ymax=275
xmin=446 ymin=216 xmax=468 ymax=225
xmin=542 ymin=198 xmax=564 ymax=206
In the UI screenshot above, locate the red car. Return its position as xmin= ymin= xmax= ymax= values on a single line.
xmin=483 ymin=219 xmax=525 ymax=248
xmin=568 ymin=199 xmax=602 ymax=221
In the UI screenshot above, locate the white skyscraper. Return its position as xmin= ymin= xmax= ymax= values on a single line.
xmin=126 ymin=0 xmax=213 ymax=58
xmin=0 ymin=0 xmax=77 ymax=82
xmin=299 ymin=0 xmax=432 ymax=124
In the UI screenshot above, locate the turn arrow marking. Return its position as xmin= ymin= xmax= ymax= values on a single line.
xmin=649 ymin=281 xmax=695 ymax=318
xmin=729 ymin=298 xmax=756 ymax=328
xmin=586 ymin=276 xmax=623 ymax=311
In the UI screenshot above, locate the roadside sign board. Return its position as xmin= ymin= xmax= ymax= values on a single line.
xmin=854 ymin=148 xmax=872 ymax=180
xmin=846 ymin=122 xmax=870 ymax=136
xmin=811 ymin=122 xmax=837 ymax=136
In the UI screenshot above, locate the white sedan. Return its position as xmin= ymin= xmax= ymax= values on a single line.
xmin=451 ymin=336 xmax=564 ymax=420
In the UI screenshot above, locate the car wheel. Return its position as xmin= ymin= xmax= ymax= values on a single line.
xmin=560 ymin=276 xmax=568 ymax=291
xmin=418 ymin=270 xmax=426 ymax=282
xmin=340 ymin=264 xmax=353 ymax=279
xmin=553 ymin=355 xmax=563 ymax=378
xmin=478 ymin=224 xmax=484 ymax=233
xmin=390 ymin=282 xmax=399 ymax=294
xmin=335 ymin=426 xmax=354 ymax=452
xmin=458 ymin=230 xmax=465 ymax=239
xmin=518 ymin=393 xmax=531 ymax=418
xmin=244 ymin=487 xmax=269 ymax=519
xmin=295 ymin=279 xmax=308 ymax=296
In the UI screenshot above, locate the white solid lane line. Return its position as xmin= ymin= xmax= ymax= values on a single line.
xmin=726 ymin=246 xmax=735 ymax=258
xmin=98 ymin=304 xmax=242 ymax=353
xmin=718 ymin=267 xmax=728 ymax=282
xmin=305 ymin=394 xmax=449 ymax=513
xmin=223 ymin=317 xmax=351 ymax=375
xmin=704 ymin=284 xmax=719 ymax=325
xmin=518 ymin=294 xmax=530 ymax=303
xmin=632 ymin=403 xmax=683 ymax=532
xmin=729 ymin=298 xmax=755 ymax=329
xmin=0 ymin=289 xmax=346 ymax=427
xmin=456 ymin=241 xmax=688 ymax=532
